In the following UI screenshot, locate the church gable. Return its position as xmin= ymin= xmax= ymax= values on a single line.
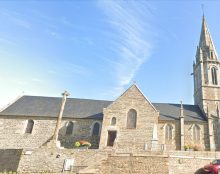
xmin=106 ymin=84 xmax=158 ymax=114
xmin=99 ymin=84 xmax=159 ymax=150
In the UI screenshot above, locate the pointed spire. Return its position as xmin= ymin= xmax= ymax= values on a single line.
xmin=199 ymin=16 xmax=210 ymax=47
xmin=198 ymin=15 xmax=218 ymax=60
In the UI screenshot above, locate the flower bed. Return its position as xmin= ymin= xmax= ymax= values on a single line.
xmin=74 ymin=141 xmax=91 ymax=149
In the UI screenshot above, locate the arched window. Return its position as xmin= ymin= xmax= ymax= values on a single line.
xmin=210 ymin=51 xmax=214 ymax=59
xmin=66 ymin=121 xmax=74 ymax=135
xmin=111 ymin=117 xmax=116 ymax=126
xmin=211 ymin=67 xmax=218 ymax=85
xmin=127 ymin=109 xmax=137 ymax=129
xmin=92 ymin=122 xmax=100 ymax=136
xmin=193 ymin=124 xmax=200 ymax=141
xmin=25 ymin=120 xmax=34 ymax=134
xmin=165 ymin=124 xmax=172 ymax=141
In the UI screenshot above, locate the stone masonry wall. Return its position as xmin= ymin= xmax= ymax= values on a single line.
xmin=0 ymin=116 xmax=101 ymax=149
xmin=184 ymin=121 xmax=209 ymax=150
xmin=17 ymin=148 xmax=220 ymax=174
xmin=158 ymin=121 xmax=180 ymax=151
xmin=98 ymin=155 xmax=169 ymax=174
xmin=17 ymin=148 xmax=108 ymax=173
xmin=99 ymin=85 xmax=159 ymax=151
xmin=82 ymin=151 xmax=219 ymax=174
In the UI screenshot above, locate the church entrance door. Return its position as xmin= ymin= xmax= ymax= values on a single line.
xmin=107 ymin=131 xmax=117 ymax=146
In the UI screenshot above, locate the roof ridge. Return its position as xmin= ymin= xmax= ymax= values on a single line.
xmin=152 ymin=102 xmax=196 ymax=106
xmin=23 ymin=95 xmax=113 ymax=102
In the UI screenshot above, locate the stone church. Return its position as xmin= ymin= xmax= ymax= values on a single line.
xmin=0 ymin=15 xmax=219 ymax=152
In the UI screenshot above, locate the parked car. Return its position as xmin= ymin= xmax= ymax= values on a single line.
xmin=203 ymin=159 xmax=220 ymax=174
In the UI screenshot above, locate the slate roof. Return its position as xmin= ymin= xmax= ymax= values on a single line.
xmin=0 ymin=96 xmax=207 ymax=122
xmin=153 ymin=103 xmax=207 ymax=122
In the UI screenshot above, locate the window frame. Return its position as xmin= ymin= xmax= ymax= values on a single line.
xmin=165 ymin=124 xmax=173 ymax=142
xmin=192 ymin=124 xmax=201 ymax=142
xmin=111 ymin=117 xmax=116 ymax=126
xmin=65 ymin=121 xmax=74 ymax=135
xmin=91 ymin=121 xmax=101 ymax=136
xmin=25 ymin=119 xmax=34 ymax=134
xmin=211 ymin=67 xmax=218 ymax=85
xmin=127 ymin=109 xmax=137 ymax=129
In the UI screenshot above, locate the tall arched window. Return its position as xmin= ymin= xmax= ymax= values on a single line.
xmin=127 ymin=109 xmax=137 ymax=129
xmin=211 ymin=67 xmax=218 ymax=85
xmin=193 ymin=124 xmax=200 ymax=141
xmin=92 ymin=122 xmax=100 ymax=136
xmin=25 ymin=120 xmax=34 ymax=134
xmin=111 ymin=117 xmax=116 ymax=126
xmin=66 ymin=121 xmax=74 ymax=135
xmin=165 ymin=124 xmax=172 ymax=141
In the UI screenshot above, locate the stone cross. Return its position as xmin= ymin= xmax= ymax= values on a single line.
xmin=180 ymin=101 xmax=185 ymax=150
xmin=53 ymin=91 xmax=70 ymax=142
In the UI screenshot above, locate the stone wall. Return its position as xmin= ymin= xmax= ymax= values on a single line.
xmin=98 ymin=155 xmax=169 ymax=174
xmin=0 ymin=116 xmax=101 ymax=149
xmin=16 ymin=148 xmax=220 ymax=174
xmin=0 ymin=149 xmax=22 ymax=172
xmin=184 ymin=121 xmax=209 ymax=150
xmin=158 ymin=121 xmax=180 ymax=151
xmin=80 ymin=150 xmax=219 ymax=174
xmin=99 ymin=85 xmax=159 ymax=151
xmin=17 ymin=148 xmax=108 ymax=173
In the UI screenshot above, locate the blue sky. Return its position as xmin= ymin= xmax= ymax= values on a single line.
xmin=1 ymin=0 xmax=220 ymax=108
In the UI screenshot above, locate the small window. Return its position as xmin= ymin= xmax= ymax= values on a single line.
xmin=165 ymin=124 xmax=172 ymax=141
xmin=211 ymin=67 xmax=218 ymax=85
xmin=66 ymin=121 xmax=74 ymax=135
xmin=111 ymin=117 xmax=116 ymax=126
xmin=25 ymin=120 xmax=34 ymax=134
xmin=210 ymin=51 xmax=214 ymax=59
xmin=193 ymin=124 xmax=200 ymax=141
xmin=127 ymin=109 xmax=137 ymax=129
xmin=92 ymin=122 xmax=100 ymax=136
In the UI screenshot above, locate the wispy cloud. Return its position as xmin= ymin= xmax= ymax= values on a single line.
xmin=98 ymin=1 xmax=156 ymax=96
xmin=0 ymin=10 xmax=31 ymax=29
xmin=0 ymin=37 xmax=16 ymax=45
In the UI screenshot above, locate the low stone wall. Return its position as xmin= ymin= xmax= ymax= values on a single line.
xmin=17 ymin=148 xmax=108 ymax=173
xmin=168 ymin=157 xmax=211 ymax=174
xmin=16 ymin=148 xmax=220 ymax=174
xmin=98 ymin=155 xmax=169 ymax=174
xmin=0 ymin=149 xmax=22 ymax=172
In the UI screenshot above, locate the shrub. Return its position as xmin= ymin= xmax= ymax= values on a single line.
xmin=74 ymin=141 xmax=91 ymax=148
xmin=74 ymin=141 xmax=81 ymax=147
xmin=193 ymin=144 xmax=203 ymax=151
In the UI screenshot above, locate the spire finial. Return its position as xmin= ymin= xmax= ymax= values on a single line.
xmin=201 ymin=4 xmax=205 ymax=16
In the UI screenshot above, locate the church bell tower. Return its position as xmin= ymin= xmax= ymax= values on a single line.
xmin=193 ymin=15 xmax=220 ymax=117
